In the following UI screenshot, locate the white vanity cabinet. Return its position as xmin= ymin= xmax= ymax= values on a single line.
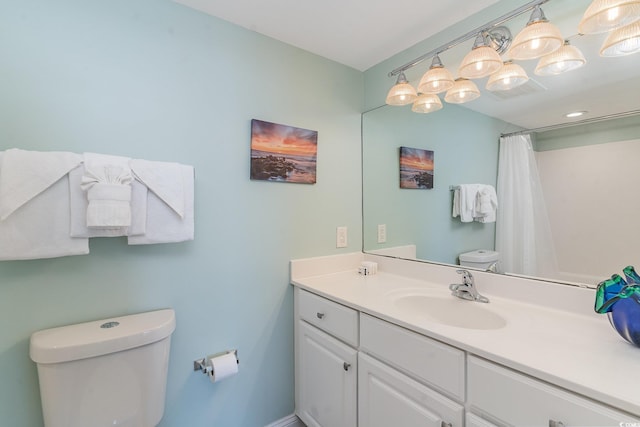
xmin=295 ymin=288 xmax=358 ymax=427
xmin=467 ymin=355 xmax=640 ymax=426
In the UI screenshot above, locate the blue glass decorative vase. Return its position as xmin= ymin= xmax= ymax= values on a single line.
xmin=595 ymin=266 xmax=640 ymax=346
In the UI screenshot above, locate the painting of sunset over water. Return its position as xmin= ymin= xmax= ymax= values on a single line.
xmin=250 ymin=119 xmax=318 ymax=184
xmin=399 ymin=146 xmax=434 ymax=189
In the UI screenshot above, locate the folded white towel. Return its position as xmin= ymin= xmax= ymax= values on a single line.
xmin=455 ymin=184 xmax=481 ymax=223
xmin=128 ymin=161 xmax=194 ymax=245
xmin=81 ymin=153 xmax=133 ymax=228
xmin=0 ymin=148 xmax=82 ymax=221
xmin=475 ymin=185 xmax=498 ymax=223
xmin=0 ymin=152 xmax=89 ymax=260
xmin=69 ymin=165 xmax=147 ymax=237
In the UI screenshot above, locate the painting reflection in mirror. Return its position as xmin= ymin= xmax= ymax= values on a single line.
xmin=399 ymin=147 xmax=434 ymax=189
xmin=363 ymin=105 xmax=640 ymax=286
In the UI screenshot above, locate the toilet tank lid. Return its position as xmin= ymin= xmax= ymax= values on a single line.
xmin=459 ymin=250 xmax=499 ymax=263
xmin=30 ymin=309 xmax=176 ymax=364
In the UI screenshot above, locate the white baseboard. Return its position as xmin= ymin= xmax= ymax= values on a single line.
xmin=264 ymin=413 xmax=305 ymax=427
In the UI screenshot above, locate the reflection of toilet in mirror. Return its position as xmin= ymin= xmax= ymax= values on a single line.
xmin=459 ymin=249 xmax=499 ymax=272
xmin=30 ymin=309 xmax=175 ymax=427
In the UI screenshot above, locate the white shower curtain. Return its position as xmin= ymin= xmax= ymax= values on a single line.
xmin=496 ymin=134 xmax=558 ymax=278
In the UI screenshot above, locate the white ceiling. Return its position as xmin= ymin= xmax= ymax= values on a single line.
xmin=173 ymin=0 xmax=498 ymax=71
xmin=174 ymin=0 xmax=640 ymax=129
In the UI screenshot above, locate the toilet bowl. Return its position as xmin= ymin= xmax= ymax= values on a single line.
xmin=459 ymin=249 xmax=500 ymax=271
xmin=30 ymin=309 xmax=175 ymax=427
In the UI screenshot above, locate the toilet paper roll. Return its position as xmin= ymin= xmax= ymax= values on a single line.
xmin=206 ymin=352 xmax=238 ymax=383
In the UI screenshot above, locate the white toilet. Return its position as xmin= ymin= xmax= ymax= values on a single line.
xmin=30 ymin=309 xmax=176 ymax=427
xmin=459 ymin=249 xmax=500 ymax=271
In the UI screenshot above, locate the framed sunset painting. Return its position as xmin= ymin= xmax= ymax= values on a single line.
xmin=399 ymin=146 xmax=434 ymax=189
xmin=250 ymin=119 xmax=318 ymax=184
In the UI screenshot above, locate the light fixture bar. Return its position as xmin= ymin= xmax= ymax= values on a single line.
xmin=501 ymin=109 xmax=640 ymax=137
xmin=388 ymin=0 xmax=551 ymax=77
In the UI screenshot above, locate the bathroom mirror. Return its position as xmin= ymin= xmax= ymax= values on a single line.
xmin=362 ymin=0 xmax=640 ymax=287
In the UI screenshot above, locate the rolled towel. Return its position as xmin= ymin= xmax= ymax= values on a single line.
xmin=81 ymin=154 xmax=133 ymax=228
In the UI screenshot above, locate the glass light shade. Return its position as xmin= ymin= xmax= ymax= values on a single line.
xmin=411 ymin=93 xmax=443 ymax=113
xmin=458 ymin=46 xmax=503 ymax=79
xmin=579 ymin=0 xmax=640 ymax=34
xmin=385 ymin=72 xmax=417 ymax=106
xmin=600 ymin=20 xmax=640 ymax=56
xmin=535 ymin=42 xmax=587 ymax=75
xmin=444 ymin=79 xmax=481 ymax=104
xmin=508 ymin=21 xmax=564 ymax=60
xmin=418 ymin=66 xmax=454 ymax=94
xmin=486 ymin=62 xmax=529 ymax=91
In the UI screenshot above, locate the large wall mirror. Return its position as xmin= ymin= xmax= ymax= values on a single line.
xmin=362 ymin=0 xmax=640 ymax=287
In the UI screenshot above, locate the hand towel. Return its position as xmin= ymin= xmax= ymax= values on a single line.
xmin=128 ymin=160 xmax=194 ymax=245
xmin=0 ymin=152 xmax=89 ymax=260
xmin=69 ymin=165 xmax=147 ymax=237
xmin=81 ymin=153 xmax=133 ymax=228
xmin=0 ymin=148 xmax=82 ymax=221
xmin=474 ymin=185 xmax=498 ymax=223
xmin=455 ymin=184 xmax=481 ymax=223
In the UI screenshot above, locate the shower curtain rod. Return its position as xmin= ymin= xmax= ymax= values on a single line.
xmin=500 ymin=109 xmax=640 ymax=138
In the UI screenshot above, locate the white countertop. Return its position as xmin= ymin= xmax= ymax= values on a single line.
xmin=291 ymin=253 xmax=640 ymax=417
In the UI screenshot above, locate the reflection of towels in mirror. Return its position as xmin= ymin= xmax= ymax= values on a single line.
xmin=475 ymin=185 xmax=498 ymax=223
xmin=0 ymin=151 xmax=89 ymax=260
xmin=452 ymin=184 xmax=497 ymax=223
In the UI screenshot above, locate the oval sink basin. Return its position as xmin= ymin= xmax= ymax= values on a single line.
xmin=393 ymin=294 xmax=507 ymax=330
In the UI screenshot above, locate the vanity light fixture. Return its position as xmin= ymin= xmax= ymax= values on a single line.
xmin=579 ymin=0 xmax=640 ymax=34
xmin=444 ymin=78 xmax=481 ymax=104
xmin=417 ymin=55 xmax=455 ymax=94
xmin=411 ymin=93 xmax=443 ymax=113
xmin=385 ymin=72 xmax=417 ymax=106
xmin=600 ymin=20 xmax=640 ymax=56
xmin=458 ymin=32 xmax=504 ymax=79
xmin=486 ymin=61 xmax=529 ymax=91
xmin=535 ymin=40 xmax=587 ymax=75
xmin=508 ymin=5 xmax=564 ymax=60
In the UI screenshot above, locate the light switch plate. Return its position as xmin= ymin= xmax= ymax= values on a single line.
xmin=336 ymin=226 xmax=348 ymax=248
xmin=377 ymin=224 xmax=386 ymax=243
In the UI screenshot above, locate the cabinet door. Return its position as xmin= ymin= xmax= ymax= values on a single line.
xmin=359 ymin=353 xmax=464 ymax=427
xmin=297 ymin=320 xmax=357 ymax=427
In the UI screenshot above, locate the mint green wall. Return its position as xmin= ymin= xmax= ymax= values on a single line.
xmin=534 ymin=115 xmax=640 ymax=151
xmin=363 ymin=104 xmax=503 ymax=264
xmin=0 ymin=1 xmax=362 ymax=426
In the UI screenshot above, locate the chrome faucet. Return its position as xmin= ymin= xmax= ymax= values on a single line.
xmin=449 ymin=269 xmax=489 ymax=303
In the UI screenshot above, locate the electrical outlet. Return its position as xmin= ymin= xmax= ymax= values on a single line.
xmin=377 ymin=224 xmax=386 ymax=243
xmin=336 ymin=226 xmax=348 ymax=248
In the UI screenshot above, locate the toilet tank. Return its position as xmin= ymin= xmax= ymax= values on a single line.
xmin=459 ymin=249 xmax=499 ymax=270
xmin=30 ymin=309 xmax=176 ymax=427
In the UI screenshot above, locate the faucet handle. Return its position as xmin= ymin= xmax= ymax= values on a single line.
xmin=455 ymin=269 xmax=474 ymax=284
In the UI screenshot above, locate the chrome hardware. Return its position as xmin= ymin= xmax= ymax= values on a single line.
xmin=449 ymin=269 xmax=490 ymax=303
xmin=100 ymin=321 xmax=119 ymax=329
xmin=316 ymin=312 xmax=325 ymax=319
xmin=441 ymin=422 xmax=453 ymax=427
xmin=549 ymin=420 xmax=565 ymax=427
xmin=343 ymin=362 xmax=351 ymax=371
xmin=193 ymin=349 xmax=239 ymax=373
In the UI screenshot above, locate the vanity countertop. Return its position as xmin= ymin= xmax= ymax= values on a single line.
xmin=291 ymin=253 xmax=640 ymax=417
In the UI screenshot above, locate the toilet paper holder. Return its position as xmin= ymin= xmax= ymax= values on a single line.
xmin=193 ymin=349 xmax=239 ymax=374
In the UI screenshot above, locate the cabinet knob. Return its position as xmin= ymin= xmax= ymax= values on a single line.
xmin=316 ymin=312 xmax=325 ymax=319
xmin=549 ymin=421 xmax=565 ymax=427
xmin=440 ymin=422 xmax=452 ymax=427
xmin=343 ymin=362 xmax=351 ymax=371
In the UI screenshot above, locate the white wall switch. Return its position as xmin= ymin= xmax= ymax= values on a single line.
xmin=377 ymin=224 xmax=386 ymax=243
xmin=336 ymin=226 xmax=348 ymax=248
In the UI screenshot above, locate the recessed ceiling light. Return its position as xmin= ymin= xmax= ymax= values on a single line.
xmin=565 ymin=111 xmax=587 ymax=118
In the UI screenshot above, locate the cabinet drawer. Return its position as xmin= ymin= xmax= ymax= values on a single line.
xmin=297 ymin=289 xmax=358 ymax=346
xmin=468 ymin=355 xmax=640 ymax=426
xmin=360 ymin=313 xmax=465 ymax=402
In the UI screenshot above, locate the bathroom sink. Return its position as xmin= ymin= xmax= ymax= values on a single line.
xmin=392 ymin=293 xmax=507 ymax=330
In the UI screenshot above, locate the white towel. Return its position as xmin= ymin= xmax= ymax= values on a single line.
xmin=128 ymin=160 xmax=194 ymax=245
xmin=474 ymin=185 xmax=498 ymax=223
xmin=0 ymin=148 xmax=82 ymax=221
xmin=454 ymin=184 xmax=481 ymax=223
xmin=69 ymin=165 xmax=147 ymax=237
xmin=0 ymin=152 xmax=89 ymax=260
xmin=81 ymin=153 xmax=133 ymax=228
